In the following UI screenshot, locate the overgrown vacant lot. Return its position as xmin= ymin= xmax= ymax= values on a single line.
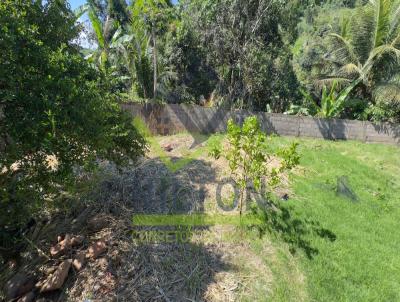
xmin=145 ymin=133 xmax=400 ymax=302
xmin=3 ymin=0 xmax=400 ymax=301
xmin=3 ymin=132 xmax=399 ymax=302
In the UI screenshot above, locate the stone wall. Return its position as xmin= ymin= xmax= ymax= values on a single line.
xmin=122 ymin=103 xmax=400 ymax=145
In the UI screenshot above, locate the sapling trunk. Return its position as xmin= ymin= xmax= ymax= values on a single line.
xmin=239 ymin=188 xmax=244 ymax=217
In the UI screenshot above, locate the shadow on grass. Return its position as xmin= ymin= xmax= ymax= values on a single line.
xmin=116 ymin=241 xmax=235 ymax=301
xmin=252 ymin=200 xmax=336 ymax=259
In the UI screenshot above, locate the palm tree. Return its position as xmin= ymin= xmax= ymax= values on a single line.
xmin=131 ymin=0 xmax=171 ymax=100
xmin=110 ymin=22 xmax=176 ymax=100
xmin=110 ymin=25 xmax=153 ymax=98
xmin=319 ymin=0 xmax=400 ymax=104
xmin=75 ymin=0 xmax=129 ymax=73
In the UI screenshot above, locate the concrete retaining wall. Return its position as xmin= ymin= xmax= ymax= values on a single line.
xmin=122 ymin=103 xmax=400 ymax=145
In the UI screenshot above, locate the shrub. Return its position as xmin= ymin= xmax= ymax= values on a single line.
xmin=210 ymin=116 xmax=299 ymax=215
xmin=0 ymin=0 xmax=146 ymax=237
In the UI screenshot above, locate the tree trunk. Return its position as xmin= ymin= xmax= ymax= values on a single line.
xmin=152 ymin=24 xmax=157 ymax=100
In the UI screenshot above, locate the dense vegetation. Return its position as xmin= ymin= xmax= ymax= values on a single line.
xmin=0 ymin=0 xmax=146 ymax=242
xmin=1 ymin=2 xmax=399 ymax=300
xmin=79 ymin=0 xmax=399 ymax=122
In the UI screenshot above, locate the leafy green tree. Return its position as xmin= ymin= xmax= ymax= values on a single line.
xmin=0 ymin=0 xmax=146 ymax=233
xmin=75 ymin=0 xmax=131 ymax=88
xmin=86 ymin=0 xmax=130 ymax=30
xmin=163 ymin=12 xmax=218 ymax=103
xmin=293 ymin=2 xmax=355 ymax=89
xmin=76 ymin=2 xmax=117 ymax=75
xmin=210 ymin=117 xmax=299 ymax=216
xmin=169 ymin=0 xmax=301 ymax=111
xmin=99 ymin=0 xmax=176 ymax=100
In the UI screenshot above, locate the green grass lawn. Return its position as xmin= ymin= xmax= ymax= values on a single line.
xmin=264 ymin=137 xmax=400 ymax=302
xmin=149 ymin=131 xmax=400 ymax=301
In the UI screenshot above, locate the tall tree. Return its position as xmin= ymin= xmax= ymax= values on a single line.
xmin=77 ymin=0 xmax=130 ymax=74
xmin=111 ymin=24 xmax=154 ymax=98
xmin=173 ymin=0 xmax=301 ymax=112
xmin=87 ymin=0 xmax=130 ymax=29
xmin=131 ymin=0 xmax=173 ymax=100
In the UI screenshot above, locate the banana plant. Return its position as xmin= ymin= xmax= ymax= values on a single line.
xmin=74 ymin=3 xmax=119 ymax=74
xmin=110 ymin=24 xmax=176 ymax=100
xmin=300 ymin=80 xmax=357 ymax=118
xmin=110 ymin=27 xmax=153 ymax=99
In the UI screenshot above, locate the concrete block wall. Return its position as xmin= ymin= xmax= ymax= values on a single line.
xmin=121 ymin=103 xmax=400 ymax=146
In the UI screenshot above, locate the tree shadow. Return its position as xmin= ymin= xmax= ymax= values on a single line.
xmin=113 ymin=157 xmax=216 ymax=214
xmin=315 ymin=117 xmax=348 ymax=141
xmin=252 ymin=199 xmax=336 ymax=260
xmin=115 ymin=155 xmax=336 ymax=262
xmin=116 ymin=242 xmax=236 ymax=301
xmin=125 ymin=103 xmax=280 ymax=148
xmin=372 ymin=122 xmax=400 ymax=143
xmin=2 ymin=153 xmax=335 ymax=300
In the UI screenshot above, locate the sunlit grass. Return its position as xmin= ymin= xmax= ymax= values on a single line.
xmin=269 ymin=137 xmax=400 ymax=302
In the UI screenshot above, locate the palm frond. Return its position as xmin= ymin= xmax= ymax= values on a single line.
xmin=392 ymin=32 xmax=400 ymax=48
xmin=73 ymin=4 xmax=89 ymax=20
xmin=341 ymin=16 xmax=351 ymax=39
xmin=327 ymin=33 xmax=359 ymax=65
xmin=372 ymin=0 xmax=391 ymax=48
xmin=315 ymin=0 xmax=400 ymax=110
xmin=350 ymin=2 xmax=375 ymax=63
xmin=103 ymin=16 xmax=117 ymax=43
xmin=111 ymin=27 xmax=123 ymax=44
xmin=88 ymin=9 xmax=105 ymax=49
xmin=84 ymin=52 xmax=96 ymax=62
xmin=337 ymin=63 xmax=362 ymax=78
xmin=360 ymin=44 xmax=400 ymax=80
xmin=99 ymin=50 xmax=108 ymax=71
xmin=388 ymin=1 xmax=400 ymax=42
xmin=314 ymin=77 xmax=351 ymax=91
xmin=374 ymin=83 xmax=400 ymax=104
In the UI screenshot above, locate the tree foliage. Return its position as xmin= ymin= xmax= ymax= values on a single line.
xmin=81 ymin=0 xmax=175 ymax=100
xmin=77 ymin=0 xmax=400 ymax=122
xmin=0 ymin=0 xmax=146 ymax=230
xmin=169 ymin=0 xmax=301 ymax=111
